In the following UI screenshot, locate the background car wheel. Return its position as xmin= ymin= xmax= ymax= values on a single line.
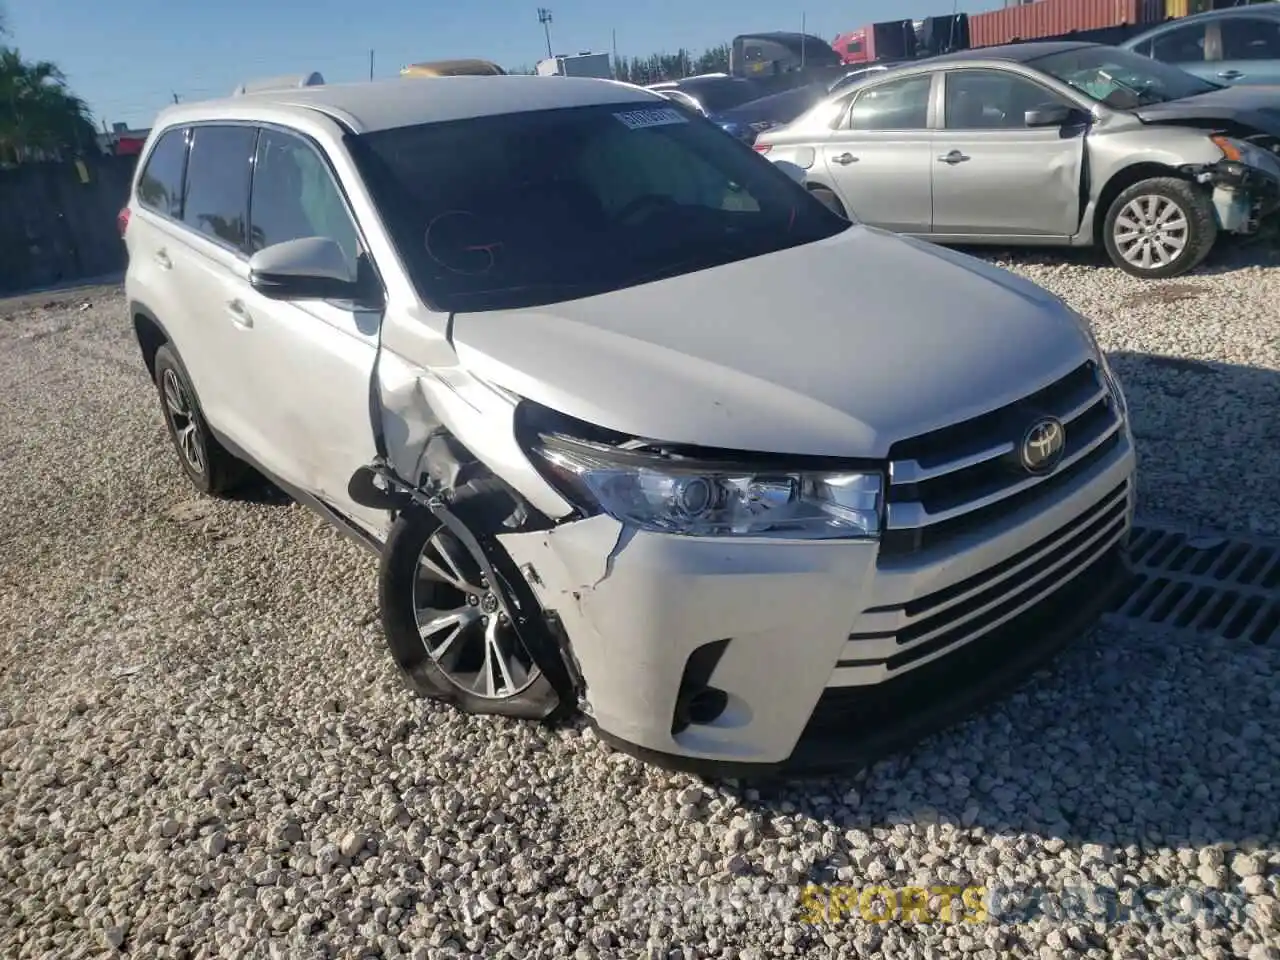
xmin=379 ymin=479 xmax=564 ymax=721
xmin=1103 ymin=177 xmax=1217 ymax=279
xmin=153 ymin=344 xmax=250 ymax=496
xmin=808 ymin=185 xmax=848 ymax=219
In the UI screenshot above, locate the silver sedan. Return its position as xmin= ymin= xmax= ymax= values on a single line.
xmin=756 ymin=40 xmax=1280 ymax=278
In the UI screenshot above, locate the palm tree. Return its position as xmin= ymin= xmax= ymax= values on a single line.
xmin=0 ymin=47 xmax=98 ymax=164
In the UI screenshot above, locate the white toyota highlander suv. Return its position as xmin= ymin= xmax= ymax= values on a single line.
xmin=121 ymin=73 xmax=1137 ymax=776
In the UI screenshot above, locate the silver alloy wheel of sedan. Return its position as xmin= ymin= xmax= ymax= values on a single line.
xmin=161 ymin=367 xmax=205 ymax=474
xmin=412 ymin=527 xmax=540 ymax=700
xmin=1112 ymin=194 xmax=1189 ymax=271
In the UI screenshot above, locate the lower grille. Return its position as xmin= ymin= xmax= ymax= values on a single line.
xmin=803 ymin=543 xmax=1130 ymax=736
xmin=829 ymin=479 xmax=1131 ymax=686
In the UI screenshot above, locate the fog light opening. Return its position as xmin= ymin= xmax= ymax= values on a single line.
xmin=673 ymin=685 xmax=729 ymax=734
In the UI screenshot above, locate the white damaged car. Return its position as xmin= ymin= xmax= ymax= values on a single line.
xmin=122 ymin=74 xmax=1136 ymax=776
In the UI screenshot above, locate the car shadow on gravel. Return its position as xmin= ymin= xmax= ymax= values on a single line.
xmin=717 ymin=353 xmax=1280 ymax=857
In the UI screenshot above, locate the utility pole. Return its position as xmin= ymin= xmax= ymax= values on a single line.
xmin=172 ymin=92 xmax=180 ymax=104
xmin=612 ymin=28 xmax=618 ymax=79
xmin=369 ymin=49 xmax=375 ymax=80
xmin=801 ymin=12 xmax=807 ymax=69
xmin=537 ymin=7 xmax=553 ymax=59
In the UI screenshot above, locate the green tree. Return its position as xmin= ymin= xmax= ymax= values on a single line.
xmin=613 ymin=43 xmax=733 ymax=85
xmin=0 ymin=46 xmax=98 ymax=163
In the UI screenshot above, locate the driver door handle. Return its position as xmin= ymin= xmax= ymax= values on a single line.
xmin=831 ymin=152 xmax=858 ymax=165
xmin=938 ymin=150 xmax=970 ymax=164
xmin=225 ymin=299 xmax=253 ymax=329
xmin=1217 ymin=69 xmax=1244 ymax=80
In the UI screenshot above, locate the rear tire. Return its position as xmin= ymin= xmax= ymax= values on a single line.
xmin=378 ymin=478 xmax=564 ymax=721
xmin=809 ymin=185 xmax=848 ymax=219
xmin=1102 ymin=177 xmax=1217 ymax=279
xmin=153 ymin=344 xmax=250 ymax=496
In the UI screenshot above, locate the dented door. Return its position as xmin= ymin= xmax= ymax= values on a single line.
xmin=930 ymin=68 xmax=1086 ymax=240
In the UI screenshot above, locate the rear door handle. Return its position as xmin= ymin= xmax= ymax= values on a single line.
xmin=937 ymin=151 xmax=970 ymax=164
xmin=154 ymin=250 xmax=172 ymax=270
xmin=1217 ymin=69 xmax=1244 ymax=80
xmin=225 ymin=299 xmax=253 ymax=329
xmin=831 ymin=152 xmax=858 ymax=165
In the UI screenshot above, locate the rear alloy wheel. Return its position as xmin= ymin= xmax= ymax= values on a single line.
xmin=1103 ymin=177 xmax=1217 ymax=279
xmin=152 ymin=343 xmax=250 ymax=496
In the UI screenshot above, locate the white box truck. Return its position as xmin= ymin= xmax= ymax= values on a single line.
xmin=536 ymin=52 xmax=613 ymax=79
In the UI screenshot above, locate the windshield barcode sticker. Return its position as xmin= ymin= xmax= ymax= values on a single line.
xmin=614 ymin=107 xmax=689 ymax=129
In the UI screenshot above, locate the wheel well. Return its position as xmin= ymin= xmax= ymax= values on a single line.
xmin=806 ymin=181 xmax=847 ymax=216
xmin=1092 ymin=162 xmax=1186 ymax=245
xmin=133 ymin=312 xmax=168 ymax=379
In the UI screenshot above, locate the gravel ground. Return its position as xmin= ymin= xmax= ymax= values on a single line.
xmin=1 ymin=246 xmax=1279 ymax=960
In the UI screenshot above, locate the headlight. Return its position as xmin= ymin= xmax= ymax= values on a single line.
xmin=529 ymin=433 xmax=882 ymax=539
xmin=1212 ymin=135 xmax=1280 ymax=175
xmin=1099 ymin=352 xmax=1129 ymax=420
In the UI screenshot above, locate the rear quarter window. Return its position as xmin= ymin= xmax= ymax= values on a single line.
xmin=136 ymin=128 xmax=188 ymax=219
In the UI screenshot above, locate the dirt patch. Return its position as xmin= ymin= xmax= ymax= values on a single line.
xmin=1124 ymin=283 xmax=1204 ymax=306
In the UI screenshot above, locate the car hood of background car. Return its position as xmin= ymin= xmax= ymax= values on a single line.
xmin=1134 ymin=83 xmax=1280 ymax=137
xmin=450 ymin=226 xmax=1096 ymax=459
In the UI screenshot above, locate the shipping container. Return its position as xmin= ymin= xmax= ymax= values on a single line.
xmin=918 ymin=13 xmax=971 ymax=56
xmin=869 ymin=19 xmax=918 ymax=61
xmin=1165 ymin=0 xmax=1213 ymax=17
xmin=970 ymin=0 xmax=1164 ymax=48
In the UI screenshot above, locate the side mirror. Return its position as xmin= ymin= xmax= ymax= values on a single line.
xmin=772 ymin=159 xmax=807 ymax=185
xmin=1024 ymin=103 xmax=1084 ymax=128
xmin=249 ymin=237 xmax=381 ymax=305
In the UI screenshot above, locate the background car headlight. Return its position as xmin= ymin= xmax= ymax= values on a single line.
xmin=530 ymin=434 xmax=882 ymax=539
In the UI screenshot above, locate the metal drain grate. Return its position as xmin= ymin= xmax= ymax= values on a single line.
xmin=1109 ymin=522 xmax=1280 ymax=645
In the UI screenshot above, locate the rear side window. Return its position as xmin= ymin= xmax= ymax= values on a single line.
xmin=1219 ymin=19 xmax=1280 ymax=61
xmin=1151 ymin=24 xmax=1206 ymax=64
xmin=182 ymin=125 xmax=257 ymax=251
xmin=136 ymin=128 xmax=187 ymax=218
xmin=845 ymin=74 xmax=933 ymax=130
xmin=249 ymin=128 xmax=360 ymax=267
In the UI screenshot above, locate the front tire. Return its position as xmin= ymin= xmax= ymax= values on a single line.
xmin=1102 ymin=177 xmax=1217 ymax=279
xmin=153 ymin=344 xmax=250 ymax=496
xmin=378 ymin=479 xmax=563 ymax=721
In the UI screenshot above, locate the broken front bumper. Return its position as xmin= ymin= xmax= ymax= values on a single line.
xmin=497 ymin=434 xmax=1136 ymax=778
xmin=1206 ymin=159 xmax=1280 ymax=233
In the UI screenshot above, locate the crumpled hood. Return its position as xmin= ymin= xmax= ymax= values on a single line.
xmin=1134 ymin=84 xmax=1280 ymax=138
xmin=451 ymin=225 xmax=1095 ymax=458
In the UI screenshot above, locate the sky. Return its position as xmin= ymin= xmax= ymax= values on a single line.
xmin=7 ymin=0 xmax=1007 ymax=131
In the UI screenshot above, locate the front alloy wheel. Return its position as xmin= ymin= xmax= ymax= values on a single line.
xmin=1103 ymin=177 xmax=1217 ymax=280
xmin=378 ymin=480 xmax=565 ymax=721
xmin=413 ymin=525 xmax=540 ymax=700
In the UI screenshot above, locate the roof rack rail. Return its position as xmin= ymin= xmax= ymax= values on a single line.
xmin=231 ymin=72 xmax=325 ymax=97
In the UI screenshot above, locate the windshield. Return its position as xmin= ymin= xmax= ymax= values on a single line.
xmin=348 ymin=102 xmax=847 ymax=312
xmin=1030 ymin=45 xmax=1221 ymax=108
xmin=686 ymin=80 xmax=764 ymax=114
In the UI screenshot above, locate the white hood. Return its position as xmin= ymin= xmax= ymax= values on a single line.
xmin=451 ymin=225 xmax=1096 ymax=458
